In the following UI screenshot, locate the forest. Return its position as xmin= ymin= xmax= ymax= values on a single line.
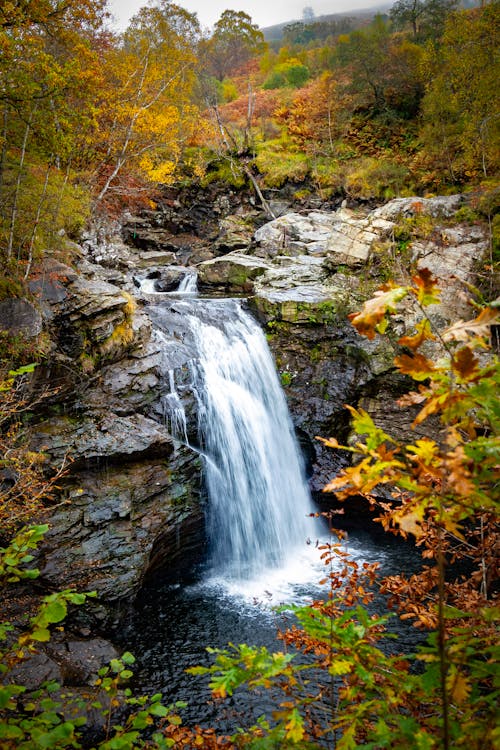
xmin=0 ymin=0 xmax=499 ymax=748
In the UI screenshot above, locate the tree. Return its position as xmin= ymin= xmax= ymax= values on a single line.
xmin=336 ymin=15 xmax=423 ymax=115
xmin=92 ymin=1 xmax=200 ymax=205
xmin=0 ymin=0 xmax=106 ymax=276
xmin=420 ymin=4 xmax=500 ymax=183
xmin=201 ymin=10 xmax=265 ymax=82
xmin=390 ymin=0 xmax=459 ymax=40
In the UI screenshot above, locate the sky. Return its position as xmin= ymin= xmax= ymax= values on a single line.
xmin=107 ymin=0 xmax=386 ymax=32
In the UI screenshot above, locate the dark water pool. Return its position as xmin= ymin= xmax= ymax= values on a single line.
xmin=118 ymin=519 xmax=423 ymax=733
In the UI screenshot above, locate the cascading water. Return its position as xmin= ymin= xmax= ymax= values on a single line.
xmin=123 ymin=294 xmax=421 ymax=729
xmin=189 ymin=300 xmax=314 ymax=580
xmin=149 ymin=296 xmax=315 ymax=585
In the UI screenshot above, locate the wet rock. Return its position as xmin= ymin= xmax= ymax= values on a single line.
xmin=37 ymin=456 xmax=203 ymax=601
xmin=46 ymin=638 xmax=120 ymax=685
xmin=213 ymin=214 xmax=256 ymax=253
xmin=149 ymin=266 xmax=186 ymax=292
xmin=0 ymin=298 xmax=42 ymax=338
xmin=31 ymin=412 xmax=172 ymax=467
xmin=197 ymin=253 xmax=272 ymax=293
xmin=7 ymin=652 xmax=63 ymax=691
xmin=83 ymin=340 xmax=162 ymax=415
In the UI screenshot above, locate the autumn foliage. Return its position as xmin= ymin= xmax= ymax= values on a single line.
xmin=190 ymin=273 xmax=499 ymax=749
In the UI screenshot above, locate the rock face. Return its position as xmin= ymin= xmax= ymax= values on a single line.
xmin=17 ymin=188 xmax=490 ymax=626
xmin=0 ymin=298 xmax=43 ymax=337
xmin=242 ymin=194 xmax=487 ymax=491
xmin=253 ymin=209 xmax=394 ymax=264
xmin=26 ymin=258 xmax=204 ymax=625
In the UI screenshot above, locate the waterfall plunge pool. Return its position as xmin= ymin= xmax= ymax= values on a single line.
xmin=119 ymin=523 xmax=421 ymax=732
xmin=119 ymin=294 xmax=422 ymax=733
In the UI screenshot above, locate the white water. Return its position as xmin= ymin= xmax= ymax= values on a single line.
xmin=187 ymin=301 xmax=316 ymax=584
xmin=140 ymin=268 xmax=197 ymax=296
xmin=177 ymin=269 xmax=197 ymax=294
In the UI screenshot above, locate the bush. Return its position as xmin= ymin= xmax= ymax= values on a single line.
xmin=190 ymin=275 xmax=500 ymax=748
xmin=255 ymin=140 xmax=310 ymax=187
xmin=344 ymin=156 xmax=409 ymax=200
xmin=262 ymin=59 xmax=310 ymax=90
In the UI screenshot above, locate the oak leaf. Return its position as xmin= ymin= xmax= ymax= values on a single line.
xmin=411 ymin=267 xmax=441 ymax=306
xmin=451 ymin=346 xmax=481 ymax=382
xmin=443 ymin=307 xmax=500 ymax=343
xmin=348 ymin=284 xmax=407 ymax=339
xmin=398 ymin=318 xmax=435 ymax=350
xmin=394 ymin=352 xmax=436 ymax=380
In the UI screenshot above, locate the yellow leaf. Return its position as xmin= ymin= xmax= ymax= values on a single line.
xmin=285 ymin=708 xmax=305 ymax=743
xmin=447 ymin=670 xmax=471 ymax=705
xmin=317 ymin=436 xmax=341 ymax=449
xmin=329 ymin=659 xmax=353 ymax=675
xmin=393 ymin=507 xmax=425 ymax=538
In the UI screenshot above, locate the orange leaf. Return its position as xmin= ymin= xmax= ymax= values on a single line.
xmin=348 ymin=284 xmax=407 ymax=339
xmin=394 ymin=352 xmax=435 ymax=381
xmin=451 ymin=346 xmax=480 ymax=382
xmin=398 ymin=318 xmax=435 ymax=350
xmin=411 ymin=267 xmax=441 ymax=306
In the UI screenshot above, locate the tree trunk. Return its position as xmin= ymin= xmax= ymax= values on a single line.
xmin=7 ymin=110 xmax=32 ymax=261
xmin=24 ymin=163 xmax=51 ymax=280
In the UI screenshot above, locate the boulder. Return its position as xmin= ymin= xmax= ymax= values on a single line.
xmin=197 ymin=253 xmax=272 ymax=292
xmin=213 ymin=214 xmax=256 ymax=253
xmin=371 ymin=194 xmax=464 ymax=221
xmin=253 ymin=208 xmax=394 ymax=265
xmin=0 ymin=298 xmax=42 ymax=338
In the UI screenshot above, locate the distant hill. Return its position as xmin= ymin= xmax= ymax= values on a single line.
xmin=261 ymin=4 xmax=392 ymax=41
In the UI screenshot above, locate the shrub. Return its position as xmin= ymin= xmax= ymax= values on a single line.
xmin=255 ymin=140 xmax=310 ymax=187
xmin=190 ymin=273 xmax=500 ymax=748
xmin=344 ymin=156 xmax=409 ymax=199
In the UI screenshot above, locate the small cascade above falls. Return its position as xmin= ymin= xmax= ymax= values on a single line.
xmin=149 ymin=298 xmax=315 ymax=582
xmin=138 ymin=267 xmax=198 ymax=296
xmin=176 ymin=269 xmax=197 ymax=294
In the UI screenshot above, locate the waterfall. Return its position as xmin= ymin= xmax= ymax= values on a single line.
xmin=150 ymin=297 xmax=315 ymax=583
xmin=188 ymin=300 xmax=313 ymax=580
xmin=177 ymin=269 xmax=197 ymax=294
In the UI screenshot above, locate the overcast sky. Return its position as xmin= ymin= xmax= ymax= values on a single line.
xmin=107 ymin=0 xmax=386 ymax=32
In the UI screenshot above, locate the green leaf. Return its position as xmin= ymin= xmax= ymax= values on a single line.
xmin=31 ymin=627 xmax=51 ymax=642
xmin=0 ymin=724 xmax=25 ymax=739
xmin=43 ymin=600 xmax=67 ymax=624
xmin=8 ymin=363 xmax=38 ymax=377
xmin=149 ymin=703 xmax=170 ymax=717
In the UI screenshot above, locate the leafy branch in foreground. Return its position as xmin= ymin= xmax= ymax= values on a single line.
xmin=188 ymin=269 xmax=499 ymax=749
xmin=0 ymin=527 xmax=206 ymax=749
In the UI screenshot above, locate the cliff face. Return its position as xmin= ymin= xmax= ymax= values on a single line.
xmin=13 ymin=258 xmax=203 ymax=626
xmin=1 ymin=186 xmax=489 ymax=626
